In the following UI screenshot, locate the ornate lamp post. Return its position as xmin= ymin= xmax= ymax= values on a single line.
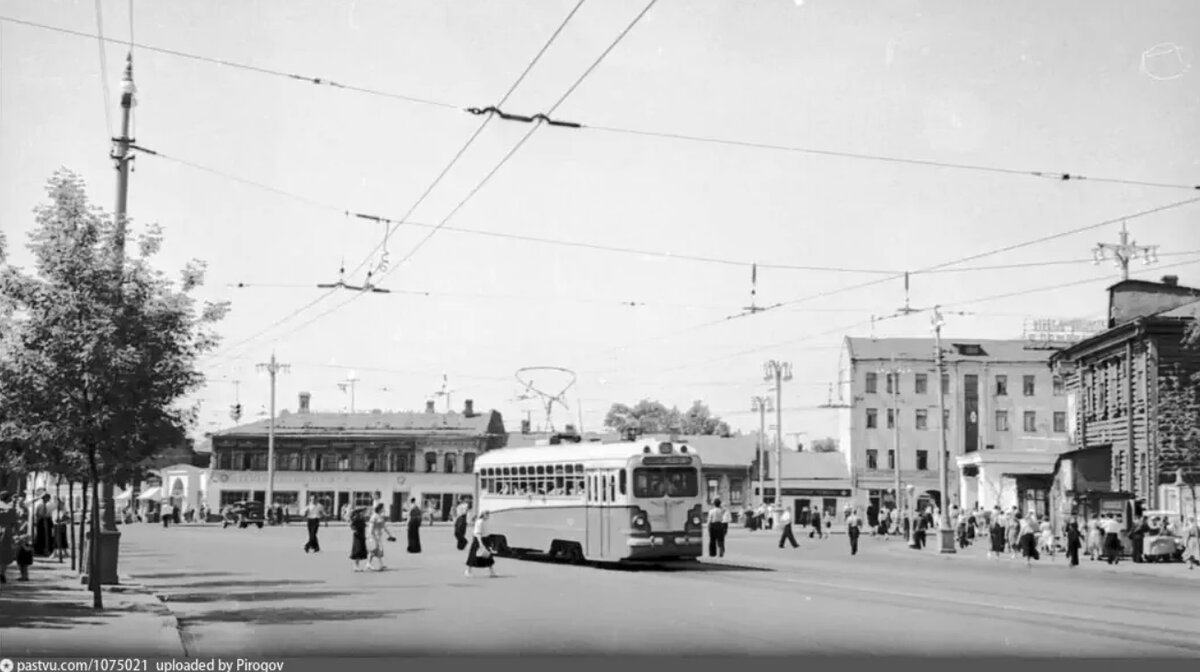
xmin=1093 ymin=223 xmax=1158 ymax=280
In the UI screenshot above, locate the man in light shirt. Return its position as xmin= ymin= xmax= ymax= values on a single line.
xmin=846 ymin=508 xmax=863 ymax=555
xmin=707 ymin=499 xmax=727 ymax=557
xmin=778 ymin=506 xmax=799 ymax=549
xmin=302 ymin=497 xmax=326 ymax=554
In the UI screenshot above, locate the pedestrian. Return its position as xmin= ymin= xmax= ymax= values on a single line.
xmin=846 ymin=508 xmax=862 ymax=555
xmin=349 ymin=508 xmax=368 ymax=572
xmin=1182 ymin=516 xmax=1199 ymax=570
xmin=368 ymin=502 xmax=396 ymax=571
xmin=1086 ymin=519 xmax=1103 ymax=561
xmin=988 ymin=512 xmax=1005 ymax=560
xmin=809 ymin=508 xmax=824 ymax=540
xmin=0 ymin=490 xmax=16 ymax=584
xmin=406 ymin=498 xmax=423 ymax=553
xmin=1038 ymin=516 xmax=1056 ymax=560
xmin=1130 ymin=516 xmax=1150 ymax=564
xmin=1018 ymin=513 xmax=1039 ymax=567
xmin=464 ymin=510 xmax=497 ymax=578
xmin=301 ymin=496 xmax=325 ymax=554
xmin=453 ymin=499 xmax=471 ymax=551
xmin=720 ymin=504 xmax=733 ymax=553
xmin=1065 ymin=518 xmax=1082 ymax=567
xmin=161 ymin=501 xmax=173 ymax=529
xmin=33 ymin=494 xmax=53 ymax=556
xmin=1102 ymin=514 xmax=1122 ymax=565
xmin=15 ymin=534 xmax=33 ymax=581
xmin=778 ymin=507 xmax=799 ymax=549
xmin=707 ymin=499 xmax=727 ymax=558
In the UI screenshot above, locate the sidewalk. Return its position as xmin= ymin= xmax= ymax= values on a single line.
xmin=878 ymin=536 xmax=1200 ymax=580
xmin=0 ymin=558 xmax=187 ymax=657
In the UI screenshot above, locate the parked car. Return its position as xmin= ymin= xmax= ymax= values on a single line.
xmin=223 ymin=500 xmax=265 ymax=529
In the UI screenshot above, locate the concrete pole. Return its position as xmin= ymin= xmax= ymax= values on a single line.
xmin=775 ymin=370 xmax=783 ymax=514
xmin=933 ymin=307 xmax=956 ymax=554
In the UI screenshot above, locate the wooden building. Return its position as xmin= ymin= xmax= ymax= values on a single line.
xmin=1050 ymin=274 xmax=1200 ymax=517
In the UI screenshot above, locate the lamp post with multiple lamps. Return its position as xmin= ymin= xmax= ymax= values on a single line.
xmin=763 ymin=360 xmax=793 ymax=512
xmin=931 ymin=307 xmax=956 ymax=554
xmin=878 ymin=356 xmax=910 ymax=537
xmin=1093 ymin=222 xmax=1158 ymax=280
xmin=256 ymin=353 xmax=290 ymax=511
xmin=751 ymin=395 xmax=773 ymax=507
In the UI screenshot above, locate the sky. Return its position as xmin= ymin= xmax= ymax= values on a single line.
xmin=2 ymin=0 xmax=1198 ymax=444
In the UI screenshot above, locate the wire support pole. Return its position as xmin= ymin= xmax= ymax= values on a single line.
xmin=931 ymin=308 xmax=956 ymax=554
xmin=257 ymin=353 xmax=290 ymax=510
xmin=763 ymin=360 xmax=792 ymax=513
xmin=751 ymin=395 xmax=773 ymax=508
xmin=879 ymin=356 xmax=911 ymax=533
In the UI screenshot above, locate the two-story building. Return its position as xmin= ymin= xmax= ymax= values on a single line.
xmin=208 ymin=393 xmax=506 ymax=521
xmin=838 ymin=337 xmax=1070 ymax=518
xmin=1049 ymin=275 xmax=1200 ymax=524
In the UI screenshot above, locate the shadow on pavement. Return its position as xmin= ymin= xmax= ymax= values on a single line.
xmin=129 ymin=571 xmax=246 ymax=581
xmin=160 ymin=578 xmax=326 ymax=590
xmin=601 ymin=560 xmax=775 ymax=573
xmin=161 ymin=589 xmax=344 ymax=604
xmin=179 ymin=606 xmax=423 ymax=626
xmin=0 ymin=588 xmax=114 ymax=630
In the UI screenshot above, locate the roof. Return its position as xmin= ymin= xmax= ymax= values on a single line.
xmin=779 ymin=450 xmax=850 ymax=480
xmin=1052 ymin=297 xmax=1200 ymax=362
xmin=644 ymin=434 xmax=757 ymax=468
xmin=1157 ymin=297 xmax=1200 ymax=320
xmin=504 ymin=431 xmax=613 ymax=448
xmin=214 ymin=410 xmax=498 ymax=437
xmin=844 ymin=337 xmax=1055 ymax=364
xmin=475 ymin=440 xmax=702 ymax=468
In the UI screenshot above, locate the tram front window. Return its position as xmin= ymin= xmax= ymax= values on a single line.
xmin=633 ymin=468 xmax=699 ymax=498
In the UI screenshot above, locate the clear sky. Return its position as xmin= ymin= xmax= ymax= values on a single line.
xmin=2 ymin=0 xmax=1198 ymax=443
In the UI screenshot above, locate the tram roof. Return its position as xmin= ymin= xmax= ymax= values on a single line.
xmin=474 ymin=440 xmax=702 ymax=467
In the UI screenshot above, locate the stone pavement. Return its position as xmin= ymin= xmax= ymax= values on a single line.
xmin=0 ymin=557 xmax=187 ymax=657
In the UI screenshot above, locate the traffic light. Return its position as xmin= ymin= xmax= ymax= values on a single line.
xmin=230 ymin=403 xmax=242 ymax=422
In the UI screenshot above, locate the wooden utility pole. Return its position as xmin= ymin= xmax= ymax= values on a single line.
xmin=257 ymin=354 xmax=290 ymax=509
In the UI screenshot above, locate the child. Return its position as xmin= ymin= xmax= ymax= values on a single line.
xmin=16 ymin=534 xmax=34 ymax=581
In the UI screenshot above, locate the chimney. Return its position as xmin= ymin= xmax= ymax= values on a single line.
xmin=298 ymin=392 xmax=311 ymax=414
xmin=425 ymin=400 xmax=436 ymax=414
xmin=1162 ymin=275 xmax=1179 ymax=286
xmin=463 ymin=399 xmax=475 ymax=417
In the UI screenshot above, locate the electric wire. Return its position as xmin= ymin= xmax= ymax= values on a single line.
xmin=93 ymin=0 xmax=114 ymax=136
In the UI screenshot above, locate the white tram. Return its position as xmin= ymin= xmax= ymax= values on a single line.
xmin=472 ymin=439 xmax=705 ymax=562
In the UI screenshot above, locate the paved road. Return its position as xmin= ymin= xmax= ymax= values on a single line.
xmin=115 ymin=522 xmax=1200 ymax=657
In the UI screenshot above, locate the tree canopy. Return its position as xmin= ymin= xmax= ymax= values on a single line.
xmin=809 ymin=437 xmax=840 ymax=453
xmin=604 ymin=399 xmax=731 ymax=436
xmin=0 ymin=170 xmax=227 ymax=606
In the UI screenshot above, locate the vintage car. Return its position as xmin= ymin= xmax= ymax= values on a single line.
xmin=222 ymin=500 xmax=265 ymax=529
xmin=1141 ymin=510 xmax=1185 ymax=562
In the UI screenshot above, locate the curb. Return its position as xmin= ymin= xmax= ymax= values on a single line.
xmin=113 ymin=574 xmax=192 ymax=657
xmin=877 ymin=539 xmax=1200 ymax=580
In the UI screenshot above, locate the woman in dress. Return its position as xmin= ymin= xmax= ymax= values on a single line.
xmin=367 ymin=502 xmax=395 ymax=571
xmin=465 ymin=510 xmax=496 ymax=578
xmin=1086 ymin=519 xmax=1103 ymax=561
xmin=1065 ymin=518 xmax=1082 ymax=567
xmin=988 ymin=511 xmax=1006 ymax=560
xmin=1183 ymin=516 xmax=1200 ymax=571
xmin=1018 ymin=513 xmax=1039 ymax=566
xmin=406 ymin=498 xmax=422 ymax=554
xmin=1038 ymin=516 xmax=1056 ymax=560
xmin=348 ymin=508 xmax=368 ymax=572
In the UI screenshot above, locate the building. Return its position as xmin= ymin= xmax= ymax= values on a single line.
xmin=756 ymin=450 xmax=853 ymax=525
xmin=208 ymin=393 xmax=507 ymax=521
xmin=838 ymin=337 xmax=1070 ymax=518
xmin=1049 ymin=275 xmax=1200 ymax=523
xmin=644 ymin=434 xmax=756 ymax=512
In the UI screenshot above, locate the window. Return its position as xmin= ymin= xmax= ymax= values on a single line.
xmin=867 ymin=449 xmax=878 ymax=470
xmin=632 ymin=468 xmax=699 ymax=498
xmin=217 ymin=451 xmax=232 ymax=470
xmin=251 ymin=453 xmax=267 ymax=471
xmin=995 ymin=375 xmax=1008 ymax=396
xmin=887 ymin=449 xmax=895 ymax=470
xmin=1023 ymin=375 xmax=1036 ymax=396
xmin=351 ymin=452 xmax=367 ymax=471
xmin=364 ymin=451 xmax=379 ymax=472
xmin=866 ymin=408 xmax=878 ymax=429
xmin=730 ymin=479 xmax=744 ymax=505
xmin=916 ymin=450 xmax=929 ymax=471
xmin=865 ymin=372 xmax=878 ymax=394
xmin=885 ymin=373 xmax=895 ymax=395
xmin=1053 ymin=412 xmax=1066 ymax=433
xmin=337 ymin=454 xmax=351 ymax=472
xmin=464 ymin=452 xmax=477 ymax=473
xmin=1024 ymin=411 xmax=1037 ymax=432
xmin=444 ymin=453 xmax=457 ymax=474
xmin=943 ymin=408 xmax=950 ymax=428
xmin=619 ymin=470 xmax=627 ymax=495
xmin=886 ymin=408 xmax=896 ymax=429
xmin=424 ymin=452 xmax=437 ymax=473
xmin=915 ymin=374 xmax=928 ymax=394
xmin=1053 ymin=376 xmax=1065 ymax=396
xmin=353 ymin=491 xmax=374 ymax=507
xmin=915 ymin=409 xmax=928 ymax=430
xmin=941 ymin=374 xmax=950 ymax=394
xmin=996 ymin=410 xmax=1009 ymax=432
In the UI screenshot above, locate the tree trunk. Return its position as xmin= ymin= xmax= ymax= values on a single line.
xmin=55 ymin=474 xmax=63 ymax=563
xmin=69 ymin=480 xmax=77 ymax=571
xmin=78 ymin=480 xmax=88 ymax=576
xmin=87 ymin=450 xmax=103 ymax=610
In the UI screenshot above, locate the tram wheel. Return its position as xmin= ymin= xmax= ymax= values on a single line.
xmin=565 ymin=543 xmax=585 ymax=565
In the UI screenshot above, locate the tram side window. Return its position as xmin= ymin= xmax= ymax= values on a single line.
xmin=608 ymin=474 xmax=615 ymax=502
xmin=619 ymin=470 xmax=627 ymax=496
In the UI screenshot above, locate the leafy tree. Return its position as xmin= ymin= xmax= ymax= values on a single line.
xmin=604 ymin=399 xmax=730 ymax=436
xmin=810 ymin=437 xmax=840 ymax=453
xmin=679 ymin=401 xmax=731 ymax=436
xmin=0 ymin=171 xmax=226 ymax=608
xmin=1158 ymin=319 xmax=1200 ymax=518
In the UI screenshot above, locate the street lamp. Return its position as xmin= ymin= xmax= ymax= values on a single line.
xmin=878 ymin=356 xmax=910 ymax=532
xmin=763 ymin=360 xmax=793 ymax=513
xmin=931 ymin=307 xmax=956 ymax=554
xmin=751 ymin=395 xmax=773 ymax=507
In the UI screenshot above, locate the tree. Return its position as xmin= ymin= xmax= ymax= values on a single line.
xmin=810 ymin=437 xmax=840 ymax=453
xmin=1158 ymin=320 xmax=1200 ymax=519
xmin=604 ymin=399 xmax=730 ymax=436
xmin=679 ymin=401 xmax=731 ymax=437
xmin=0 ymin=171 xmax=227 ymax=608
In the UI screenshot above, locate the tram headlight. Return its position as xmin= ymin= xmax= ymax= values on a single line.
xmin=691 ymin=515 xmax=701 ymax=526
xmin=634 ymin=516 xmax=646 ymax=527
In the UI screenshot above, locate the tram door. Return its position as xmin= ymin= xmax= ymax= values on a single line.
xmin=585 ymin=471 xmax=610 ymax=559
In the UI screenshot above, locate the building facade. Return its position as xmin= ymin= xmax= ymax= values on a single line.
xmin=838 ymin=337 xmax=1070 ymax=518
xmin=1049 ymin=276 xmax=1200 ymax=518
xmin=755 ymin=450 xmax=853 ymax=525
xmin=208 ymin=393 xmax=507 ymax=521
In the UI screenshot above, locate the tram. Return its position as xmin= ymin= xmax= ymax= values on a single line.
xmin=472 ymin=438 xmax=705 ymax=562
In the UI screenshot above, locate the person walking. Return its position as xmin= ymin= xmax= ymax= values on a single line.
xmin=33 ymin=494 xmax=53 ymax=555
xmin=988 ymin=511 xmax=1006 ymax=560
xmin=302 ymin=496 xmax=325 ymax=554
xmin=707 ymin=499 xmax=727 ymax=558
xmin=809 ymin=508 xmax=824 ymax=540
xmin=1038 ymin=516 xmax=1056 ymax=561
xmin=1102 ymin=514 xmax=1122 ymax=565
xmin=160 ymin=501 xmax=173 ymax=529
xmin=406 ymin=498 xmax=423 ymax=554
xmin=367 ymin=502 xmax=396 ymax=571
xmin=778 ymin=507 xmax=799 ymax=549
xmin=349 ymin=508 xmax=369 ymax=572
xmin=1129 ymin=515 xmax=1150 ymax=564
xmin=453 ymin=499 xmax=471 ymax=551
xmin=464 ymin=510 xmax=497 ymax=578
xmin=846 ymin=508 xmax=863 ymax=556
xmin=1182 ymin=516 xmax=1199 ymax=570
xmin=0 ymin=491 xmax=16 ymax=584
xmin=1065 ymin=518 xmax=1082 ymax=567
xmin=1018 ymin=513 xmax=1039 ymax=567
xmin=1086 ymin=518 xmax=1103 ymax=561
xmin=721 ymin=504 xmax=733 ymax=552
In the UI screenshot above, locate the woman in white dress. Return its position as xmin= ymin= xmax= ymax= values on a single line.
xmin=1037 ymin=516 xmax=1056 ymax=560
xmin=464 ymin=511 xmax=496 ymax=578
xmin=367 ymin=502 xmax=395 ymax=572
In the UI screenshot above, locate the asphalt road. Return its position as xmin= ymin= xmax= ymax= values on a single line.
xmin=114 ymin=522 xmax=1200 ymax=657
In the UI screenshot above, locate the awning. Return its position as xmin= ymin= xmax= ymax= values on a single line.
xmin=137 ymin=487 xmax=163 ymax=501
xmin=115 ymin=490 xmax=133 ymax=501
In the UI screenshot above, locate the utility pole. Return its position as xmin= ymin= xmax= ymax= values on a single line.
xmin=751 ymin=395 xmax=773 ymax=507
xmin=879 ymin=356 xmax=911 ymax=536
xmin=338 ymin=371 xmax=359 ymax=413
xmin=763 ymin=360 xmax=793 ymax=515
xmin=1093 ymin=222 xmax=1158 ymax=280
xmin=931 ymin=307 xmax=956 ymax=554
xmin=257 ymin=353 xmax=290 ymax=510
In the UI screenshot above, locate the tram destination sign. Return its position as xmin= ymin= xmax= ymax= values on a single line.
xmin=759 ymin=487 xmax=852 ymax=497
xmin=642 ymin=456 xmax=693 ymax=465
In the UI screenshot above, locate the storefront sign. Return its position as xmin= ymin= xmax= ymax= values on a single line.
xmin=760 ymin=487 xmax=851 ymax=497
